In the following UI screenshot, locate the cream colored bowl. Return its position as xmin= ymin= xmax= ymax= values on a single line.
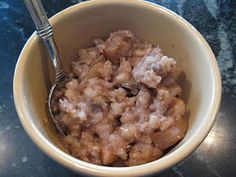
xmin=13 ymin=0 xmax=221 ymax=176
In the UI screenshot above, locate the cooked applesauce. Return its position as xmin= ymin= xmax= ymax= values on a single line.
xmin=51 ymin=30 xmax=188 ymax=166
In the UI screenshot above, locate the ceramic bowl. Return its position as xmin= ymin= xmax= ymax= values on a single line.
xmin=14 ymin=0 xmax=221 ymax=176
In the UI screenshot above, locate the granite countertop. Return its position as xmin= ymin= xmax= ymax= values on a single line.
xmin=0 ymin=0 xmax=235 ymax=177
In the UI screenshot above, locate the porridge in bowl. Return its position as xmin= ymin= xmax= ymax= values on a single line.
xmin=51 ymin=30 xmax=188 ymax=166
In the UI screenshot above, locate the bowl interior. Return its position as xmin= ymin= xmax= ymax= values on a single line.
xmin=14 ymin=1 xmax=220 ymax=176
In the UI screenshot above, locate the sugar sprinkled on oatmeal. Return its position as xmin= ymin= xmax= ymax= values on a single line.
xmin=51 ymin=30 xmax=188 ymax=166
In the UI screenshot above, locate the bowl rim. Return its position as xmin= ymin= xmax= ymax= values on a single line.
xmin=13 ymin=0 xmax=222 ymax=176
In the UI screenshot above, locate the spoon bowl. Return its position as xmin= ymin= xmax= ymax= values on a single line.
xmin=48 ymin=73 xmax=70 ymax=136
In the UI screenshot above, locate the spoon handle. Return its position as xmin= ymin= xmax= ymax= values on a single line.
xmin=24 ymin=0 xmax=65 ymax=81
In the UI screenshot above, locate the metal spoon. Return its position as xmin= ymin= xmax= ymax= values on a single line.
xmin=24 ymin=0 xmax=69 ymax=136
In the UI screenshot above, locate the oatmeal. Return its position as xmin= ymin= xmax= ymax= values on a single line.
xmin=51 ymin=30 xmax=188 ymax=166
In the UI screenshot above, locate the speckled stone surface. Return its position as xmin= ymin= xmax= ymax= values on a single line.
xmin=0 ymin=0 xmax=235 ymax=177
